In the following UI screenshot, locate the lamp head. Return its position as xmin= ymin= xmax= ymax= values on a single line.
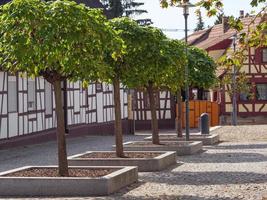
xmin=177 ymin=0 xmax=195 ymax=14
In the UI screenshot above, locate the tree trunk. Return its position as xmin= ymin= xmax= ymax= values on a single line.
xmin=63 ymin=80 xmax=69 ymax=134
xmin=113 ymin=78 xmax=124 ymax=157
xmin=147 ymin=83 xmax=160 ymax=145
xmin=54 ymin=80 xmax=69 ymax=177
xmin=177 ymin=89 xmax=183 ymax=138
xmin=198 ymin=88 xmax=204 ymax=100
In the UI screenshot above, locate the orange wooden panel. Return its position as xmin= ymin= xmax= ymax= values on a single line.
xmin=211 ymin=102 xmax=219 ymax=126
xmin=207 ymin=102 xmax=211 ymax=113
xmin=177 ymin=100 xmax=219 ymax=128
xmin=195 ymin=101 xmax=200 ymax=116
xmin=181 ymin=102 xmax=187 ymax=127
xmin=182 ymin=102 xmax=185 ymax=113
xmin=190 ymin=113 xmax=195 ymax=128
xmin=202 ymin=101 xmax=207 ymax=126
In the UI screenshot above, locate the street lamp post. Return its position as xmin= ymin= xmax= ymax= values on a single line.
xmin=177 ymin=0 xmax=195 ymax=141
xmin=232 ymin=33 xmax=237 ymax=126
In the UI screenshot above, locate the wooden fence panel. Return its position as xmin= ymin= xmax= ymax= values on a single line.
xmin=177 ymin=100 xmax=219 ymax=128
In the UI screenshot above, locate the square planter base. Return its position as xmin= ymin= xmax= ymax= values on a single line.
xmin=0 ymin=166 xmax=137 ymax=197
xmin=68 ymin=151 xmax=177 ymax=172
xmin=113 ymin=141 xmax=203 ymax=156
xmin=144 ymin=134 xmax=219 ymax=145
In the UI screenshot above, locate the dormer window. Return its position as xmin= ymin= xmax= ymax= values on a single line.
xmin=263 ymin=48 xmax=267 ymax=63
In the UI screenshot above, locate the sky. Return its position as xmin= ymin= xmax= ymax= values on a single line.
xmin=134 ymin=0 xmax=263 ymax=39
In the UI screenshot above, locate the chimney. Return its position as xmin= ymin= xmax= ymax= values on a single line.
xmin=222 ymin=16 xmax=229 ymax=33
xmin=240 ymin=10 xmax=244 ymax=18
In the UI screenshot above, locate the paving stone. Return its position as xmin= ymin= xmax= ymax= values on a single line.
xmin=1 ymin=125 xmax=267 ymax=200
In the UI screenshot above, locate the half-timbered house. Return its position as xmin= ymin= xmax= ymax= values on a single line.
xmin=188 ymin=12 xmax=267 ymax=124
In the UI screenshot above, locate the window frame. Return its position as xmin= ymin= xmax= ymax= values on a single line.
xmin=27 ymin=78 xmax=36 ymax=111
xmin=45 ymin=81 xmax=53 ymax=115
xmin=262 ymin=48 xmax=267 ymax=63
xmin=255 ymin=83 xmax=267 ymax=101
xmin=7 ymin=74 xmax=18 ymax=113
xmin=238 ymin=83 xmax=252 ymax=103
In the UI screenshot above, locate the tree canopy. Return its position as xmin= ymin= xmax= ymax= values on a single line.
xmin=188 ymin=46 xmax=217 ymax=89
xmin=161 ymin=39 xmax=186 ymax=93
xmin=111 ymin=18 xmax=187 ymax=144
xmin=0 ymin=0 xmax=118 ymax=82
xmin=0 ymin=0 xmax=119 ymax=176
xmin=101 ymin=0 xmax=152 ymax=25
xmin=111 ymin=18 xmax=170 ymax=90
xmin=194 ymin=10 xmax=205 ymax=31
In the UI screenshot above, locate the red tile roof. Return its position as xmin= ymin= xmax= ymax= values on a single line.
xmin=188 ymin=16 xmax=264 ymax=50
xmin=188 ymin=15 xmax=265 ymax=78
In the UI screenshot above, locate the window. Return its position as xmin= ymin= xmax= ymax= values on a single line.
xmin=45 ymin=81 xmax=52 ymax=115
xmin=95 ymin=82 xmax=102 ymax=93
xmin=256 ymin=84 xmax=267 ymax=100
xmin=262 ymin=48 xmax=267 ymax=63
xmin=8 ymin=75 xmax=17 ymax=113
xmin=28 ymin=78 xmax=36 ymax=111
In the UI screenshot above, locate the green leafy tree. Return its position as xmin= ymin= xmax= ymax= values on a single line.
xmin=218 ymin=48 xmax=252 ymax=99
xmin=102 ymin=0 xmax=123 ymax=17
xmin=188 ymin=47 xmax=217 ymax=89
xmin=175 ymin=46 xmax=217 ymax=137
xmin=100 ymin=18 xmax=167 ymax=154
xmin=97 ymin=17 xmax=130 ymax=157
xmin=214 ymin=12 xmax=224 ymax=25
xmin=0 ymin=0 xmax=118 ymax=176
xmin=194 ymin=10 xmax=205 ymax=31
xmin=116 ymin=21 xmax=178 ymax=144
xmin=161 ymin=39 xmax=186 ymax=94
xmin=102 ymin=0 xmax=152 ymax=25
xmin=160 ymin=40 xmax=186 ymax=138
xmin=128 ymin=28 xmax=167 ymax=145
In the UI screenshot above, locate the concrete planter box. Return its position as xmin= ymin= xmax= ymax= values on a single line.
xmin=113 ymin=141 xmax=203 ymax=156
xmin=68 ymin=151 xmax=177 ymax=172
xmin=144 ymin=134 xmax=220 ymax=145
xmin=0 ymin=166 xmax=137 ymax=197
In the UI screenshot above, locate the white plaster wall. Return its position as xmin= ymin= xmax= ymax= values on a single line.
xmin=0 ymin=74 xmax=129 ymax=140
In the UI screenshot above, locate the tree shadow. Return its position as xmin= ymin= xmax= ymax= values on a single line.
xmin=178 ymin=152 xmax=267 ymax=163
xmin=162 ymin=162 xmax=185 ymax=171
xmin=144 ymin=171 xmax=267 ymax=185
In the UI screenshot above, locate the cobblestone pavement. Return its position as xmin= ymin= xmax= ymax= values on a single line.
xmin=2 ymin=125 xmax=267 ymax=200
xmin=211 ymin=125 xmax=267 ymax=142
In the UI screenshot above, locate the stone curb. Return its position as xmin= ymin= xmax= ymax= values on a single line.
xmin=68 ymin=151 xmax=178 ymax=172
xmin=113 ymin=141 xmax=203 ymax=156
xmin=0 ymin=166 xmax=138 ymax=197
xmin=143 ymin=134 xmax=220 ymax=145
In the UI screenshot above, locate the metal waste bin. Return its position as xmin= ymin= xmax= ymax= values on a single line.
xmin=200 ymin=113 xmax=209 ymax=134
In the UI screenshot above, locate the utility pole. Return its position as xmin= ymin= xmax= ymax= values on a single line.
xmin=177 ymin=0 xmax=195 ymax=141
xmin=232 ymin=33 xmax=237 ymax=126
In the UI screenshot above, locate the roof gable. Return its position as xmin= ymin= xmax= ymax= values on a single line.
xmin=188 ymin=16 xmax=264 ymax=51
